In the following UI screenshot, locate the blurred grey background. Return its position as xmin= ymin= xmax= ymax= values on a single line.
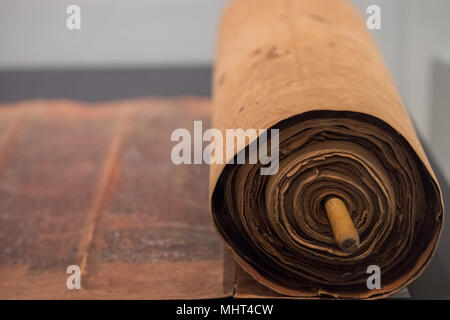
xmin=0 ymin=0 xmax=449 ymax=298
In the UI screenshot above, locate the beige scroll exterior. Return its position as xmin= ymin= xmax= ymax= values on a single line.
xmin=210 ymin=0 xmax=443 ymax=299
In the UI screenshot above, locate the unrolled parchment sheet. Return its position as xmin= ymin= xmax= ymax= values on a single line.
xmin=210 ymin=0 xmax=444 ymax=299
xmin=0 ymin=99 xmax=229 ymax=299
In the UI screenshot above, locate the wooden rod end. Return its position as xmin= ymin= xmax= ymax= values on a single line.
xmin=324 ymin=197 xmax=360 ymax=253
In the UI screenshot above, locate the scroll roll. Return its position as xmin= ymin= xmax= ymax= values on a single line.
xmin=210 ymin=0 xmax=443 ymax=299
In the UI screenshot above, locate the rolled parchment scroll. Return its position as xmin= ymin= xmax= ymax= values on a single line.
xmin=210 ymin=0 xmax=443 ymax=299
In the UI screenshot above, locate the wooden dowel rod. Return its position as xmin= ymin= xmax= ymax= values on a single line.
xmin=324 ymin=197 xmax=360 ymax=253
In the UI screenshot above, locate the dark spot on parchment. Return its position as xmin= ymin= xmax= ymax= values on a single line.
xmin=266 ymin=46 xmax=279 ymax=59
xmin=251 ymin=48 xmax=262 ymax=57
xmin=310 ymin=14 xmax=330 ymax=24
xmin=218 ymin=74 xmax=226 ymax=86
